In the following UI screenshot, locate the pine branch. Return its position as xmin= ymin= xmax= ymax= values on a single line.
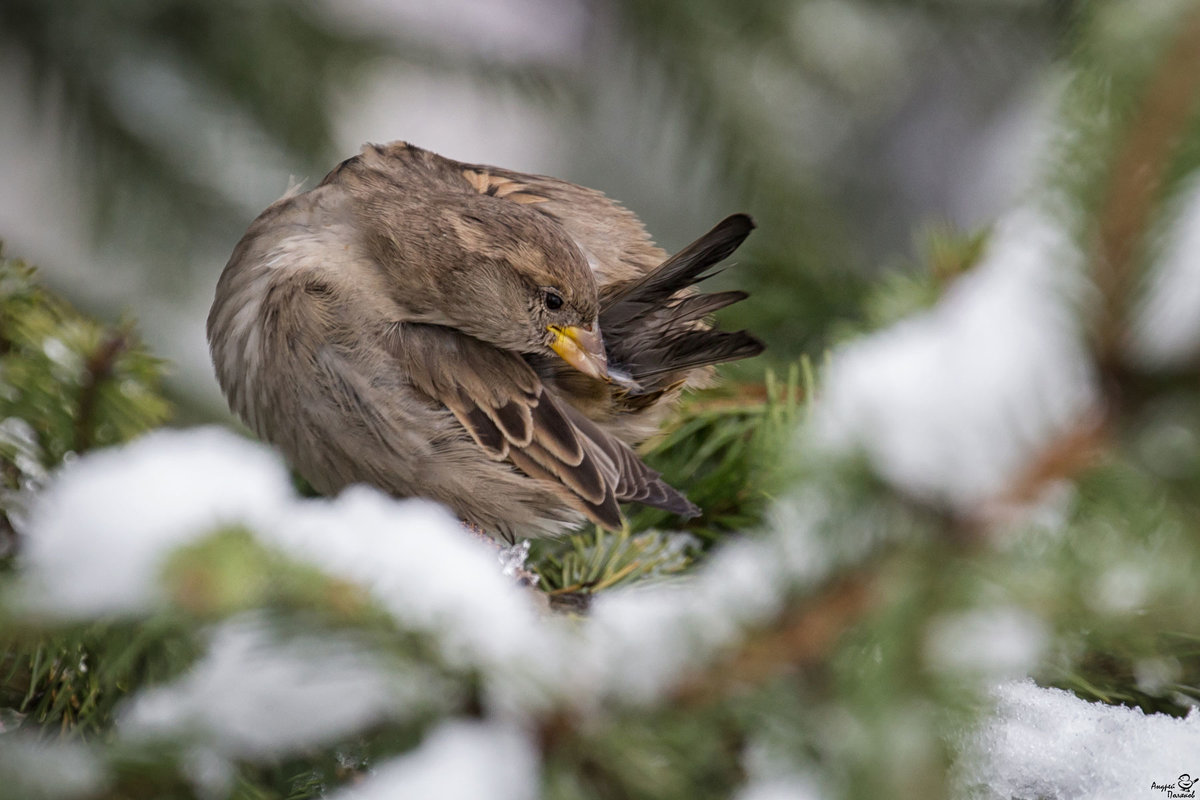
xmin=0 ymin=252 xmax=169 ymax=471
xmin=1093 ymin=5 xmax=1200 ymax=375
xmin=530 ymin=362 xmax=808 ymax=600
xmin=72 ymin=328 xmax=130 ymax=454
xmin=670 ymin=572 xmax=876 ymax=707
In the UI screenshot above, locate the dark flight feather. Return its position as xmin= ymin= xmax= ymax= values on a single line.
xmin=601 ymin=214 xmax=756 ymax=320
xmin=600 ymin=214 xmax=764 ymax=393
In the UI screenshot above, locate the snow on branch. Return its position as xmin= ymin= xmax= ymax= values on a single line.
xmin=812 ymin=209 xmax=1098 ymax=513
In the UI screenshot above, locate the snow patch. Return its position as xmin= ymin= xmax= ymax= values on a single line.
xmin=956 ymin=681 xmax=1200 ymax=800
xmin=330 ymin=720 xmax=538 ymax=800
xmin=734 ymin=776 xmax=828 ymax=800
xmin=1131 ymin=177 xmax=1200 ymax=367
xmin=813 ymin=210 xmax=1098 ymax=510
xmin=925 ymin=607 xmax=1047 ymax=678
xmin=262 ymin=486 xmax=543 ymax=673
xmin=0 ymin=736 xmax=106 ymax=799
xmin=15 ymin=427 xmax=548 ymax=682
xmin=17 ymin=427 xmax=292 ymax=616
xmin=118 ymin=615 xmax=434 ymax=759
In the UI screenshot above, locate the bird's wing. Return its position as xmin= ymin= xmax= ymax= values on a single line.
xmin=387 ymin=322 xmax=699 ymax=530
xmin=455 ymin=162 xmax=666 ymax=286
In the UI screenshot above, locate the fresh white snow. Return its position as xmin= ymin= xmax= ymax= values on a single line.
xmin=329 ymin=720 xmax=538 ymax=800
xmin=956 ymin=681 xmax=1200 ymax=800
xmin=1131 ymin=177 xmax=1200 ymax=367
xmin=0 ymin=736 xmax=106 ymax=799
xmin=118 ymin=614 xmax=441 ymax=758
xmin=15 ymin=427 xmax=292 ymax=616
xmin=812 ymin=209 xmax=1098 ymax=511
xmin=925 ymin=607 xmax=1048 ymax=679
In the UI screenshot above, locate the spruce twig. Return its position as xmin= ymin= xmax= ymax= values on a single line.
xmin=1093 ymin=5 xmax=1200 ymax=376
xmin=73 ymin=327 xmax=130 ymax=454
xmin=670 ymin=573 xmax=875 ymax=707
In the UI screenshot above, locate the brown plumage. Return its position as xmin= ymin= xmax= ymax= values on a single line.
xmin=207 ymin=141 xmax=763 ymax=539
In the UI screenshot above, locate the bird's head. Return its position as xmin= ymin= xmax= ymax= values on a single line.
xmin=385 ymin=196 xmax=612 ymax=381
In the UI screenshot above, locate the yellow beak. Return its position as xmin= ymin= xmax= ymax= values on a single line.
xmin=548 ymin=324 xmax=609 ymax=381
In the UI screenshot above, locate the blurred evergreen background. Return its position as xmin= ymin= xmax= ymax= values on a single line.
xmin=5 ymin=2 xmax=1200 ymax=799
xmin=0 ymin=0 xmax=1071 ymax=415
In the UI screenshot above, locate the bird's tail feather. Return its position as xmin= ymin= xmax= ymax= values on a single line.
xmin=600 ymin=214 xmax=764 ymax=394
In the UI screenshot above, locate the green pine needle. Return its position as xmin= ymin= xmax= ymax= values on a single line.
xmin=530 ymin=361 xmax=811 ymax=598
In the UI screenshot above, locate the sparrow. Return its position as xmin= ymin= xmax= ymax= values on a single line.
xmin=208 ymin=141 xmax=763 ymax=540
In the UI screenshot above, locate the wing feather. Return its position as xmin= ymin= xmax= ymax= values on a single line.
xmin=388 ymin=322 xmax=697 ymax=531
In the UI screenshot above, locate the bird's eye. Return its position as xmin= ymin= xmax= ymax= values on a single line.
xmin=544 ymin=290 xmax=564 ymax=310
